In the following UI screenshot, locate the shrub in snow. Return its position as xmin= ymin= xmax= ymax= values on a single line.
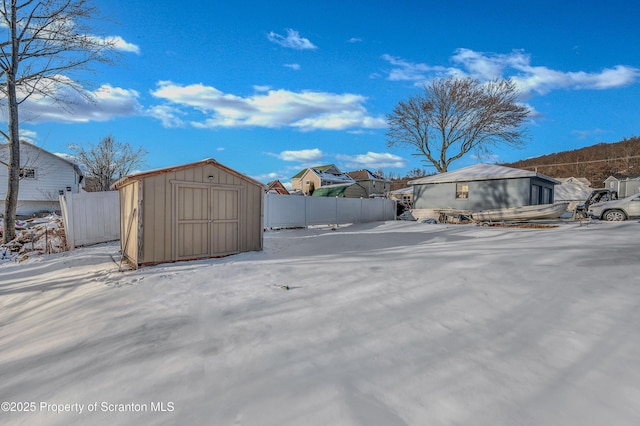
xmin=1 ymin=215 xmax=67 ymax=261
xmin=0 ymin=246 xmax=9 ymax=262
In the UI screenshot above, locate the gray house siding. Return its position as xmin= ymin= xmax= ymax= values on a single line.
xmin=529 ymin=177 xmax=556 ymax=205
xmin=414 ymin=177 xmax=555 ymax=211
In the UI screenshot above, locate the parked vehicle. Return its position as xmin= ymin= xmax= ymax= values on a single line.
xmin=573 ymin=189 xmax=618 ymax=219
xmin=588 ymin=193 xmax=640 ymax=221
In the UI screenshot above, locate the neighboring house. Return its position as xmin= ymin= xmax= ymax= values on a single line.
xmin=604 ymin=174 xmax=640 ymax=198
xmin=311 ymin=182 xmax=368 ymax=198
xmin=554 ymin=177 xmax=594 ymax=213
xmin=560 ymin=177 xmax=591 ymax=187
xmin=0 ymin=142 xmax=83 ymax=216
xmin=291 ymin=164 xmax=354 ymax=195
xmin=346 ymin=169 xmax=391 ymax=197
xmin=389 ymin=187 xmax=414 ymax=208
xmin=266 ymin=180 xmax=290 ymax=195
xmin=409 ymin=163 xmax=560 ymax=211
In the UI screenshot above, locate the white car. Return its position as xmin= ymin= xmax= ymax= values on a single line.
xmin=588 ymin=193 xmax=640 ymax=221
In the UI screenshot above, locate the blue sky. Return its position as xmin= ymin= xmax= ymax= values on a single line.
xmin=9 ymin=0 xmax=640 ymax=186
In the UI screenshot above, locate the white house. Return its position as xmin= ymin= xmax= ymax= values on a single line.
xmin=0 ymin=142 xmax=83 ymax=216
xmin=604 ymin=174 xmax=640 ymax=198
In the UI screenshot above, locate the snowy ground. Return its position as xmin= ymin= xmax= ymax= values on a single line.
xmin=1 ymin=220 xmax=639 ymax=426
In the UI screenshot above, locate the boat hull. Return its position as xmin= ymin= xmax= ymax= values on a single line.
xmin=472 ymin=202 xmax=569 ymax=222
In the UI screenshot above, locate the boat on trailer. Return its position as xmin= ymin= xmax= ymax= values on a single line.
xmin=471 ymin=202 xmax=570 ymax=222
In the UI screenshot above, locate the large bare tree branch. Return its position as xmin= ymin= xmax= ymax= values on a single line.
xmin=1 ymin=0 xmax=118 ymax=243
xmin=386 ymin=77 xmax=530 ymax=173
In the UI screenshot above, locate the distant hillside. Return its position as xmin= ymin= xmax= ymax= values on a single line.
xmin=504 ymin=136 xmax=640 ymax=187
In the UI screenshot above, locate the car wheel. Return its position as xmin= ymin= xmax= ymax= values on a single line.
xmin=603 ymin=209 xmax=626 ymax=221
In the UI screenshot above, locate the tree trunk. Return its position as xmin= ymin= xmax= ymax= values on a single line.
xmin=3 ymin=80 xmax=20 ymax=244
xmin=2 ymin=4 xmax=20 ymax=244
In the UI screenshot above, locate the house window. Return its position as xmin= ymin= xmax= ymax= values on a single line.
xmin=455 ymin=183 xmax=469 ymax=199
xmin=305 ymin=180 xmax=310 ymax=185
xmin=19 ymin=168 xmax=36 ymax=179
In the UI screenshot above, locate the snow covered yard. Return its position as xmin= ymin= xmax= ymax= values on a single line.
xmin=1 ymin=220 xmax=639 ymax=426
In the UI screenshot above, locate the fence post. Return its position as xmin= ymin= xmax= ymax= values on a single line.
xmin=59 ymin=192 xmax=75 ymax=250
xmin=264 ymin=193 xmax=269 ymax=228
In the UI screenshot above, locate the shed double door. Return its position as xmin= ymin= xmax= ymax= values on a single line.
xmin=175 ymin=185 xmax=240 ymax=260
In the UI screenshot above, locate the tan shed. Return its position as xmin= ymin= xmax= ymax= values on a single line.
xmin=114 ymin=159 xmax=264 ymax=268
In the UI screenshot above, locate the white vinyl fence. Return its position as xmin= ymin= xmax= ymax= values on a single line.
xmin=59 ymin=191 xmax=120 ymax=249
xmin=264 ymin=193 xmax=396 ymax=228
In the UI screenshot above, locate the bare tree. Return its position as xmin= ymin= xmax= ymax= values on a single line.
xmin=386 ymin=77 xmax=529 ymax=173
xmin=69 ymin=135 xmax=147 ymax=191
xmin=1 ymin=0 xmax=117 ymax=243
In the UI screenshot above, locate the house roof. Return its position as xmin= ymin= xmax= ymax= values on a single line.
xmin=390 ymin=186 xmax=413 ymax=195
xmin=291 ymin=164 xmax=335 ymax=179
xmin=311 ymin=182 xmax=365 ymax=197
xmin=408 ymin=163 xmax=560 ymax=185
xmin=295 ymin=164 xmax=354 ymax=184
xmin=113 ymin=158 xmax=265 ymax=189
xmin=266 ymin=180 xmax=290 ymax=194
xmin=554 ymin=181 xmax=594 ymax=201
xmin=311 ymin=169 xmax=355 ymax=183
xmin=557 ymin=177 xmax=591 ymax=186
xmin=605 ymin=174 xmax=640 ymax=181
xmin=0 ymin=141 xmax=84 ymax=177
xmin=347 ymin=169 xmax=388 ymax=182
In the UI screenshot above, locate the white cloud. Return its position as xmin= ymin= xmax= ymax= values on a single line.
xmin=276 ymin=148 xmax=324 ymax=162
xmin=88 ymin=35 xmax=140 ymax=54
xmin=381 ymin=54 xmax=452 ymax=82
xmin=382 ymin=49 xmax=640 ymax=97
xmin=284 ymin=63 xmax=301 ymax=71
xmin=347 ymin=37 xmax=362 ymax=43
xmin=150 ymin=82 xmax=386 ymax=131
xmin=147 ymin=105 xmax=186 ymax=128
xmin=513 ymin=64 xmax=640 ymax=95
xmin=337 ymin=152 xmax=407 ymax=169
xmin=0 ymin=77 xmax=142 ymax=124
xmin=105 ymin=35 xmax=141 ymax=54
xmin=571 ymin=128 xmax=609 ymax=140
xmin=251 ymin=172 xmax=280 ymax=183
xmin=267 ymin=29 xmax=317 ymax=50
xmin=17 ymin=129 xmax=38 ymax=143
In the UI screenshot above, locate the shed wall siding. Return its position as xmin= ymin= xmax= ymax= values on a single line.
xmin=119 ymin=181 xmax=139 ymax=266
xmin=136 ymin=163 xmax=262 ymax=265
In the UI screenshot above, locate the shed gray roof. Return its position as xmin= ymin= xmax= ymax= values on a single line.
xmin=408 ymin=163 xmax=560 ymax=185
